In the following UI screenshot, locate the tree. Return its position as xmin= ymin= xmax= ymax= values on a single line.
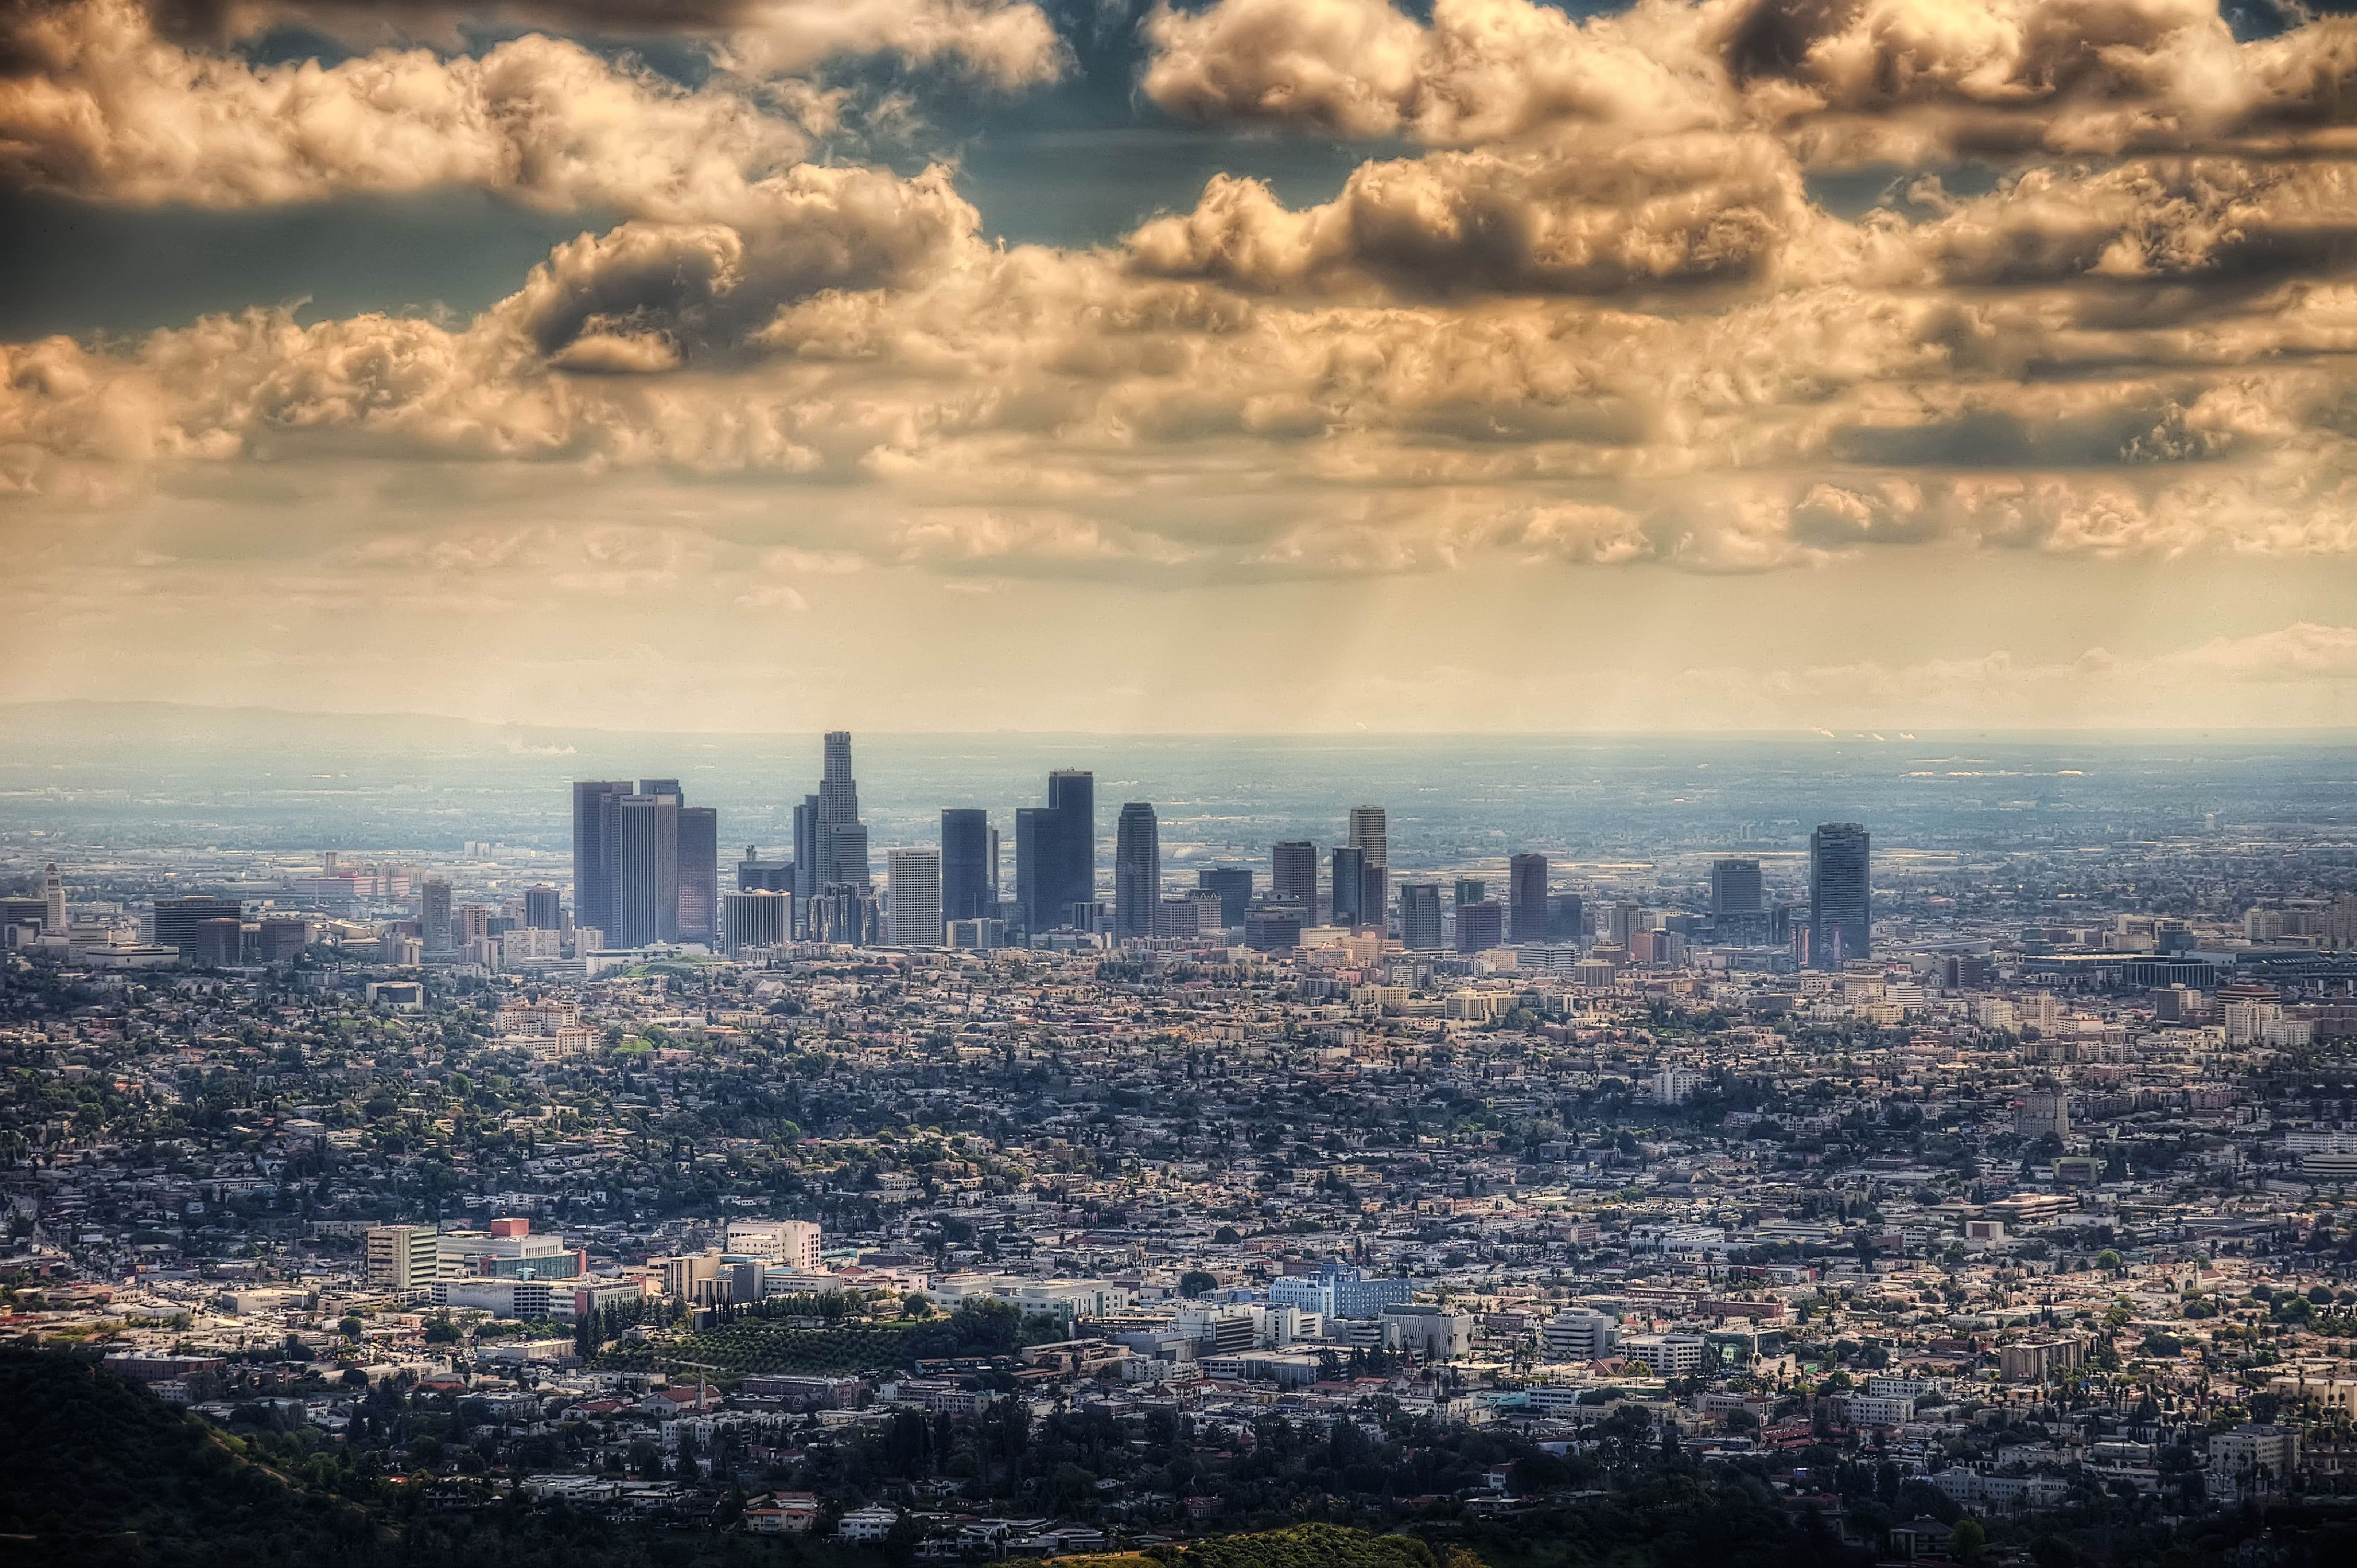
xmin=1178 ymin=1269 xmax=1217 ymax=1299
xmin=1951 ymin=1519 xmax=1988 ymax=1563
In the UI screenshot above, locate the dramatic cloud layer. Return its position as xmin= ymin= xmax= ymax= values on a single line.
xmin=3 ymin=0 xmax=2357 ymax=727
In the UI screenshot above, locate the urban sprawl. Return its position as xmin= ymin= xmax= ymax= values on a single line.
xmin=6 ymin=734 xmax=2357 ymax=1557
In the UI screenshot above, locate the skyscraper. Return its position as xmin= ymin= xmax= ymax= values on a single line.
xmin=1348 ymin=805 xmax=1388 ymax=869
xmin=1711 ymin=858 xmax=1763 ymax=919
xmin=614 ymin=790 xmax=680 ymax=947
xmin=1455 ymin=900 xmax=1504 ymax=953
xmin=1810 ymin=823 xmax=1871 ymax=967
xmin=816 ymin=733 xmax=867 ymax=889
xmin=1015 ymin=806 xmax=1051 ymax=931
xmin=792 ymin=794 xmax=821 ymax=900
xmin=41 ymin=863 xmax=65 ymax=933
xmin=154 ymin=895 xmax=241 ymax=960
xmin=722 ymin=889 xmax=790 ymax=954
xmin=1047 ymin=769 xmax=1095 ymax=914
xmin=1548 ymin=892 xmax=1586 ymax=943
xmin=1454 ymin=877 xmax=1486 ymax=908
xmin=571 ymin=780 xmax=629 ymax=940
xmin=420 ymin=878 xmax=453 ymax=952
xmin=1329 ymin=846 xmax=1365 ymax=927
xmin=524 ymin=884 xmax=561 ymax=930
xmin=941 ymin=809 xmax=992 ymax=922
xmin=1114 ymin=801 xmax=1159 ymax=939
xmin=676 ymin=805 xmax=719 ymax=944
xmin=1399 ymin=883 xmax=1443 ymax=951
xmin=887 ymin=847 xmax=943 ymax=949
xmin=1271 ymin=841 xmax=1318 ymax=908
xmin=1508 ymin=853 xmax=1548 ymax=943
xmin=1198 ymin=867 xmax=1253 ymax=927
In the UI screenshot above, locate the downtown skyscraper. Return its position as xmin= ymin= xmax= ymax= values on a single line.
xmin=1809 ymin=822 xmax=1871 ymax=967
xmin=1015 ymin=769 xmax=1096 ymax=931
xmin=940 ymin=808 xmax=993 ymax=923
xmin=815 ymin=731 xmax=870 ymax=890
xmin=1114 ymin=801 xmax=1159 ymax=939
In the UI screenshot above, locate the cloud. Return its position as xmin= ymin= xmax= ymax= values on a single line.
xmin=0 ymin=0 xmax=1059 ymax=213
xmin=1125 ymin=132 xmax=1806 ymax=297
xmin=1139 ymin=0 xmax=2357 ymax=164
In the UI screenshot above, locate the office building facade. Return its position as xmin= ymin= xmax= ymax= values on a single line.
xmin=887 ymin=848 xmax=943 ymax=949
xmin=1509 ymin=853 xmax=1548 ymax=943
xmin=676 ymin=805 xmax=719 ymax=944
xmin=1271 ymin=840 xmax=1318 ymax=909
xmin=941 ymin=808 xmax=993 ymax=921
xmin=155 ymin=895 xmax=243 ymax=961
xmin=1198 ymin=867 xmax=1253 ymax=927
xmin=1809 ymin=822 xmax=1871 ymax=966
xmin=1113 ymin=801 xmax=1159 ymax=939
xmin=1348 ymin=805 xmax=1388 ymax=869
xmin=1400 ymin=883 xmax=1443 ymax=951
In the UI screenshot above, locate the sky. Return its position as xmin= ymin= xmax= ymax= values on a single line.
xmin=7 ymin=0 xmax=2357 ymax=734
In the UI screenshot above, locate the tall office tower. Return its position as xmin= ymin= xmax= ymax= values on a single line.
xmin=675 ymin=806 xmax=719 ymax=944
xmin=153 ymin=895 xmax=241 ymax=960
xmin=1711 ymin=858 xmax=1764 ymax=920
xmin=1199 ymin=867 xmax=1253 ymax=928
xmin=420 ymin=878 xmax=454 ymax=952
xmin=638 ymin=777 xmax=682 ymax=799
xmin=524 ymin=884 xmax=561 ymax=930
xmin=1454 ymin=877 xmax=1486 ymax=908
xmin=571 ymin=780 xmax=630 ymax=939
xmin=1015 ymin=806 xmax=1051 ymax=929
xmin=1271 ymin=840 xmax=1318 ymax=907
xmin=941 ymin=809 xmax=993 ymax=921
xmin=1360 ymin=864 xmax=1386 ymax=933
xmin=1113 ymin=801 xmax=1160 ymax=939
xmin=41 ymin=863 xmax=64 ymax=933
xmin=816 ymin=731 xmax=863 ymax=887
xmin=887 ymin=848 xmax=944 ymax=949
xmin=1348 ymin=805 xmax=1388 ymax=869
xmin=1047 ymin=769 xmax=1096 ymax=914
xmin=988 ymin=824 xmax=1000 ymax=902
xmin=1548 ymin=892 xmax=1586 ymax=944
xmin=1508 ymin=853 xmax=1548 ymax=943
xmin=1330 ymin=846 xmax=1365 ymax=927
xmin=1455 ymin=900 xmax=1504 ymax=953
xmin=722 ymin=890 xmax=790 ymax=953
xmin=614 ymin=791 xmax=680 ymax=947
xmin=1809 ymin=822 xmax=1871 ymax=967
xmin=1606 ymin=900 xmax=1642 ymax=945
xmin=737 ymin=847 xmax=793 ymax=892
xmin=829 ymin=822 xmax=871 ymax=889
xmin=793 ymin=795 xmax=821 ymax=900
xmin=1399 ymin=883 xmax=1443 ymax=951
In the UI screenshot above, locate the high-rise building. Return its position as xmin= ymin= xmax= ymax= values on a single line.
xmin=1348 ymin=805 xmax=1388 ymax=869
xmin=1048 ymin=769 xmax=1095 ymax=913
xmin=737 ymin=847 xmax=793 ymax=892
xmin=1508 ymin=853 xmax=1548 ymax=943
xmin=638 ymin=777 xmax=682 ymax=799
xmin=154 ymin=895 xmax=242 ymax=960
xmin=365 ymin=1225 xmax=441 ymax=1294
xmin=1548 ymin=892 xmax=1586 ymax=944
xmin=614 ymin=790 xmax=680 ymax=947
xmin=676 ymin=806 xmax=719 ymax=944
xmin=571 ymin=780 xmax=630 ymax=940
xmin=722 ymin=889 xmax=790 ymax=954
xmin=793 ymin=795 xmax=821 ymax=901
xmin=1455 ymin=899 xmax=1504 ymax=953
xmin=886 ymin=848 xmax=943 ymax=949
xmin=941 ymin=809 xmax=992 ymax=921
xmin=524 ymin=884 xmax=561 ymax=930
xmin=1399 ymin=883 xmax=1443 ymax=951
xmin=829 ymin=822 xmax=871 ymax=889
xmin=1015 ymin=806 xmax=1051 ymax=931
xmin=41 ymin=863 xmax=64 ymax=933
xmin=1114 ymin=802 xmax=1160 ymax=939
xmin=1454 ymin=877 xmax=1486 ymax=908
xmin=988 ymin=824 xmax=1001 ymax=902
xmin=1016 ymin=772 xmax=1096 ymax=930
xmin=1271 ymin=841 xmax=1318 ymax=907
xmin=1199 ymin=867 xmax=1253 ymax=928
xmin=1330 ymin=846 xmax=1365 ymax=927
xmin=1361 ymin=864 xmax=1386 ymax=932
xmin=1809 ymin=822 xmax=1871 ymax=967
xmin=815 ymin=733 xmax=867 ymax=889
xmin=420 ymin=878 xmax=454 ymax=952
xmin=1711 ymin=858 xmax=1764 ymax=919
